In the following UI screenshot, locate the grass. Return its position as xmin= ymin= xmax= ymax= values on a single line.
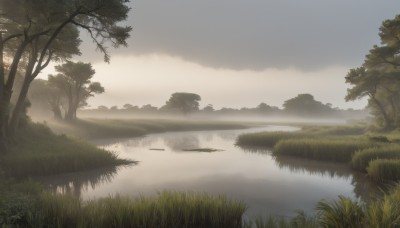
xmin=300 ymin=125 xmax=366 ymax=136
xmin=273 ymin=138 xmax=373 ymax=162
xmin=367 ymin=159 xmax=400 ymax=183
xmin=236 ymin=132 xmax=306 ymax=147
xmin=366 ymin=184 xmax=400 ymax=227
xmin=1 ymin=188 xmax=245 ymax=228
xmin=351 ymin=146 xmax=400 ymax=172
xmin=242 ymin=212 xmax=318 ymax=228
xmin=236 ymin=124 xmax=366 ymax=148
xmin=0 ymin=123 xmax=133 ymax=178
xmin=49 ymin=118 xmax=255 ymax=140
xmin=1 ymin=180 xmax=400 ymax=228
xmin=316 ymin=196 xmax=365 ymax=228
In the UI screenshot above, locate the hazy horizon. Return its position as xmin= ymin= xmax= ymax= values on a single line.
xmin=40 ymin=1 xmax=400 ymax=110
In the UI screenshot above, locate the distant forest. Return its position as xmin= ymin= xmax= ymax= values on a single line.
xmin=27 ymin=82 xmax=368 ymax=120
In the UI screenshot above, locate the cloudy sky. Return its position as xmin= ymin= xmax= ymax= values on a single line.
xmin=43 ymin=1 xmax=400 ymax=109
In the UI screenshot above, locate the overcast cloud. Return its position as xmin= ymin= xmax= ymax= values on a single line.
xmin=80 ymin=0 xmax=400 ymax=71
xmin=49 ymin=1 xmax=400 ymax=110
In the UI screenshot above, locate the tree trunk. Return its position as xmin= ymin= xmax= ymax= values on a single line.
xmin=51 ymin=104 xmax=63 ymax=120
xmin=0 ymin=33 xmax=7 ymax=152
xmin=372 ymin=96 xmax=391 ymax=129
xmin=8 ymin=47 xmax=37 ymax=136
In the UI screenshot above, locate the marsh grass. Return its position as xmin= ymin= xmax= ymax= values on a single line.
xmin=236 ymin=132 xmax=306 ymax=147
xmin=301 ymin=125 xmax=366 ymax=136
xmin=1 ymin=123 xmax=133 ymax=178
xmin=24 ymin=191 xmax=245 ymax=228
xmin=242 ymin=212 xmax=318 ymax=228
xmin=49 ymin=118 xmax=253 ymax=140
xmin=366 ymin=185 xmax=400 ymax=227
xmin=367 ymin=159 xmax=400 ymax=183
xmin=273 ymin=138 xmax=373 ymax=162
xmin=236 ymin=125 xmax=366 ymax=148
xmin=351 ymin=146 xmax=400 ymax=172
xmin=316 ymin=196 xmax=365 ymax=228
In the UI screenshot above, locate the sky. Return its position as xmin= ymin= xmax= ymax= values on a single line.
xmin=42 ymin=0 xmax=400 ymax=109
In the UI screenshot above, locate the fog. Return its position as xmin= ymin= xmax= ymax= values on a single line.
xmin=39 ymin=1 xmax=399 ymax=110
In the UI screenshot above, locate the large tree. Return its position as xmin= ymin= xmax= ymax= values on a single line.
xmin=163 ymin=93 xmax=201 ymax=115
xmin=283 ymin=94 xmax=334 ymax=116
xmin=346 ymin=14 xmax=400 ymax=129
xmin=48 ymin=62 xmax=104 ymax=121
xmin=0 ymin=0 xmax=132 ymax=146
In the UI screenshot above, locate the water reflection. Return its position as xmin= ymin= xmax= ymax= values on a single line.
xmin=163 ymin=135 xmax=200 ymax=151
xmin=36 ymin=166 xmax=130 ymax=197
xmin=274 ymin=155 xmax=352 ymax=179
xmin=37 ymin=125 xmax=381 ymax=217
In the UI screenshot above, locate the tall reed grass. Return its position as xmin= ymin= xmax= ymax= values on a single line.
xmin=316 ymin=196 xmax=365 ymax=228
xmin=273 ymin=138 xmax=372 ymax=162
xmin=25 ymin=191 xmax=245 ymax=228
xmin=367 ymin=159 xmax=400 ymax=183
xmin=236 ymin=132 xmax=306 ymax=147
xmin=351 ymin=145 xmax=400 ymax=172
xmin=366 ymin=184 xmax=400 ymax=227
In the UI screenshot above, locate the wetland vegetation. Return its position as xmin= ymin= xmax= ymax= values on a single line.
xmin=1 ymin=0 xmax=400 ymax=227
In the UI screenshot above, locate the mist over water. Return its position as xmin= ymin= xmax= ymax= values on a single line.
xmin=37 ymin=126 xmax=377 ymax=218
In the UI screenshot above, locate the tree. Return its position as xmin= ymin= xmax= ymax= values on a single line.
xmin=163 ymin=93 xmax=201 ymax=115
xmin=346 ymin=14 xmax=400 ymax=129
xmin=48 ymin=61 xmax=104 ymax=121
xmin=28 ymin=79 xmax=64 ymax=120
xmin=0 ymin=0 xmax=131 ymax=146
xmin=203 ymin=104 xmax=214 ymax=112
xmin=283 ymin=94 xmax=333 ymax=116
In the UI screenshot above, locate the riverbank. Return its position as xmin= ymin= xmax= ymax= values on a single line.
xmin=47 ymin=118 xmax=259 ymax=140
xmin=0 ymin=123 xmax=134 ymax=178
xmin=236 ymin=124 xmax=400 ymax=183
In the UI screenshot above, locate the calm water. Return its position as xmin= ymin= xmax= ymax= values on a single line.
xmin=39 ymin=125 xmax=377 ymax=218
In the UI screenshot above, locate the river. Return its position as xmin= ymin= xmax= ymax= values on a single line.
xmin=38 ymin=125 xmax=377 ymax=218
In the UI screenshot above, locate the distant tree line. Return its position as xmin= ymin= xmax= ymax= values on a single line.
xmin=27 ymin=92 xmax=367 ymax=120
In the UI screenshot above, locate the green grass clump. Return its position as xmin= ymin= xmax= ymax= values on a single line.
xmin=23 ymin=192 xmax=245 ymax=228
xmin=367 ymin=159 xmax=400 ymax=183
xmin=316 ymin=196 xmax=365 ymax=228
xmin=236 ymin=132 xmax=306 ymax=147
xmin=351 ymin=146 xmax=400 ymax=172
xmin=366 ymin=185 xmax=400 ymax=227
xmin=301 ymin=125 xmax=366 ymax=136
xmin=273 ymin=138 xmax=372 ymax=162
xmin=1 ymin=123 xmax=133 ymax=178
xmin=242 ymin=212 xmax=318 ymax=228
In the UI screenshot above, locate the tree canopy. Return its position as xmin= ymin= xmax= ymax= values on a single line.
xmin=48 ymin=61 xmax=104 ymax=121
xmin=346 ymin=14 xmax=400 ymax=129
xmin=283 ymin=94 xmax=334 ymax=116
xmin=163 ymin=93 xmax=201 ymax=115
xmin=0 ymin=0 xmax=132 ymax=143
